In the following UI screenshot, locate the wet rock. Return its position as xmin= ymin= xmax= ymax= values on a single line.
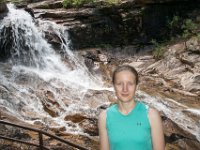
xmin=0 ymin=84 xmax=10 ymax=99
xmin=62 ymin=97 xmax=73 ymax=107
xmin=40 ymin=91 xmax=60 ymax=117
xmin=81 ymin=89 xmax=114 ymax=109
xmin=21 ymin=107 xmax=44 ymax=120
xmin=49 ymin=126 xmax=66 ymax=133
xmin=80 ymin=48 xmax=115 ymax=85
xmin=0 ymin=25 xmax=13 ymax=61
xmin=64 ymin=114 xmax=88 ymax=123
xmin=0 ymin=1 xmax=8 ymax=19
xmin=79 ymin=118 xmax=98 ymax=136
xmin=24 ymin=7 xmax=35 ymax=17
xmin=42 ymin=104 xmax=59 ymax=117
xmin=34 ymin=120 xmax=45 ymax=126
xmin=45 ymin=90 xmax=59 ymax=106
xmin=43 ymin=28 xmax=65 ymax=50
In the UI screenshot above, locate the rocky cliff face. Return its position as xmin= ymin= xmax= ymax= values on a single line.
xmin=27 ymin=0 xmax=200 ymax=49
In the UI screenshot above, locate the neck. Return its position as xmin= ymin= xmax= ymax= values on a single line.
xmin=118 ymin=99 xmax=136 ymax=115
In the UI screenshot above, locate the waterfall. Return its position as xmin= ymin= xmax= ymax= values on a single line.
xmin=0 ymin=4 xmax=103 ymax=135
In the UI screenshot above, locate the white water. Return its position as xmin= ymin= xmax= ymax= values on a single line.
xmin=0 ymin=4 xmax=103 ymax=134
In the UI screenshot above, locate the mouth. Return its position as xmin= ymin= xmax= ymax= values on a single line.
xmin=121 ymin=94 xmax=129 ymax=97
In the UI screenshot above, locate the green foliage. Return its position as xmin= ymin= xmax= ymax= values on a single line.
xmin=106 ymin=0 xmax=120 ymax=5
xmin=151 ymin=40 xmax=165 ymax=60
xmin=167 ymin=15 xmax=183 ymax=38
xmin=197 ymin=33 xmax=200 ymax=41
xmin=181 ymin=19 xmax=198 ymax=38
xmin=62 ymin=0 xmax=93 ymax=8
xmin=168 ymin=15 xmax=199 ymax=40
xmin=62 ymin=0 xmax=121 ymax=8
xmin=168 ymin=16 xmax=180 ymax=28
xmin=8 ymin=0 xmax=24 ymax=4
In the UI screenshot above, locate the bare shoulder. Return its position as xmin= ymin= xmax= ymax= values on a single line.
xmin=98 ymin=110 xmax=107 ymax=122
xmin=148 ymin=107 xmax=162 ymax=125
xmin=98 ymin=110 xmax=107 ymax=128
xmin=99 ymin=110 xmax=106 ymax=118
xmin=148 ymin=107 xmax=160 ymax=117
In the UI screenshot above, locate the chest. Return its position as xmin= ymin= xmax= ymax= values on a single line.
xmin=107 ymin=116 xmax=151 ymax=144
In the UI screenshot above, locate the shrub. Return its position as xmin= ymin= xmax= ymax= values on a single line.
xmin=62 ymin=0 xmax=121 ymax=8
xmin=106 ymin=0 xmax=120 ymax=5
xmin=182 ymin=19 xmax=198 ymax=38
xmin=62 ymin=0 xmax=93 ymax=8
xmin=151 ymin=40 xmax=165 ymax=60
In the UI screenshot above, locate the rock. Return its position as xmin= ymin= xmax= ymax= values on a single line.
xmin=29 ymin=0 xmax=200 ymax=49
xmin=0 ymin=26 xmax=13 ymax=61
xmin=49 ymin=126 xmax=66 ymax=133
xmin=24 ymin=7 xmax=35 ymax=17
xmin=163 ymin=116 xmax=200 ymax=150
xmin=34 ymin=120 xmax=45 ymax=126
xmin=81 ymin=89 xmax=114 ymax=109
xmin=64 ymin=114 xmax=88 ymax=123
xmin=79 ymin=118 xmax=98 ymax=136
xmin=0 ymin=84 xmax=10 ymax=99
xmin=180 ymin=73 xmax=200 ymax=93
xmin=137 ymin=36 xmax=200 ymax=95
xmin=43 ymin=27 xmax=65 ymax=50
xmin=98 ymin=53 xmax=108 ymax=63
xmin=0 ymin=1 xmax=8 ymax=19
xmin=172 ymin=138 xmax=200 ymax=150
xmin=42 ymin=103 xmax=59 ymax=117
xmin=186 ymin=37 xmax=200 ymax=53
xmin=29 ymin=0 xmax=63 ymax=9
xmin=163 ymin=117 xmax=196 ymax=141
xmin=45 ymin=90 xmax=59 ymax=106
xmin=40 ymin=90 xmax=60 ymax=117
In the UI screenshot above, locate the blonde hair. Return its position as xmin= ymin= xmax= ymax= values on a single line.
xmin=112 ymin=65 xmax=138 ymax=85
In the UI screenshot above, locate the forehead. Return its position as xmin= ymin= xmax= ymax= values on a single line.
xmin=115 ymin=70 xmax=136 ymax=79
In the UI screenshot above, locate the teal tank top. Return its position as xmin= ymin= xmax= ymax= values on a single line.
xmin=106 ymin=101 xmax=152 ymax=150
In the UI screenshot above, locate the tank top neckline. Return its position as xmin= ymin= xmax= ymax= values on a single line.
xmin=115 ymin=101 xmax=139 ymax=117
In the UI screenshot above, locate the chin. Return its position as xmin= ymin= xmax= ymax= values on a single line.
xmin=119 ymin=98 xmax=133 ymax=103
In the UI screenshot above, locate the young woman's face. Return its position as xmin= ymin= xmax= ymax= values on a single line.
xmin=114 ymin=70 xmax=137 ymax=103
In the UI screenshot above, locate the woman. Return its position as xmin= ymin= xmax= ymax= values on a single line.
xmin=98 ymin=65 xmax=165 ymax=150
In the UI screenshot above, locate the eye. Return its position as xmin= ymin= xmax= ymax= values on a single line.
xmin=128 ymin=82 xmax=134 ymax=85
xmin=115 ymin=82 xmax=122 ymax=86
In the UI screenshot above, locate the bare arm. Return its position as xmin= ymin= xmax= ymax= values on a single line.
xmin=148 ymin=108 xmax=165 ymax=150
xmin=98 ymin=110 xmax=110 ymax=150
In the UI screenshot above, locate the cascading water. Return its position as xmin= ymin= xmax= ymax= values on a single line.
xmin=0 ymin=3 xmax=104 ymax=135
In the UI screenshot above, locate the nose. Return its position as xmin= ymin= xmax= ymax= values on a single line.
xmin=122 ymin=83 xmax=128 ymax=92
